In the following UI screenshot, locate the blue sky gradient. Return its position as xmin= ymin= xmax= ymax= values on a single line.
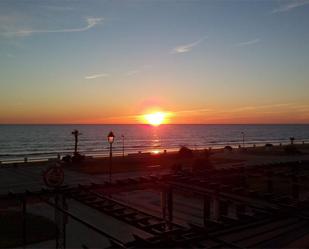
xmin=0 ymin=0 xmax=309 ymax=124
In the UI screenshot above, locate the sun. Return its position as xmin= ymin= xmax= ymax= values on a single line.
xmin=143 ymin=112 xmax=167 ymax=126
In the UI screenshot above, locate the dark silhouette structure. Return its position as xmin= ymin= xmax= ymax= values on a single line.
xmin=71 ymin=129 xmax=81 ymax=155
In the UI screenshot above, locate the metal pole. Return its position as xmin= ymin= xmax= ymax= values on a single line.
xmin=109 ymin=143 xmax=112 ymax=183
xmin=55 ymin=193 xmax=60 ymax=249
xmin=62 ymin=195 xmax=67 ymax=249
xmin=74 ymin=134 xmax=78 ymax=154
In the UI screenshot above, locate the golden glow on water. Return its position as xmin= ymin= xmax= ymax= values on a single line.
xmin=151 ymin=149 xmax=160 ymax=154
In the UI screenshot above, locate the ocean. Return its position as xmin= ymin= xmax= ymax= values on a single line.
xmin=0 ymin=124 xmax=309 ymax=162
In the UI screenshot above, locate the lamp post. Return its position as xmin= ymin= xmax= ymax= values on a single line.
xmin=121 ymin=135 xmax=125 ymax=158
xmin=107 ymin=131 xmax=115 ymax=183
xmin=72 ymin=129 xmax=81 ymax=155
xmin=241 ymin=132 xmax=245 ymax=148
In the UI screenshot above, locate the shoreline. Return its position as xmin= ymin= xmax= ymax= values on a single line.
xmin=1 ymin=140 xmax=308 ymax=165
xmin=1 ymin=143 xmax=309 ymax=176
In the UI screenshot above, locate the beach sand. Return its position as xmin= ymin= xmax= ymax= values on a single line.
xmin=64 ymin=143 xmax=309 ymax=175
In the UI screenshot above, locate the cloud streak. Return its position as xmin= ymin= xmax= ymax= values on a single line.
xmin=126 ymin=65 xmax=151 ymax=76
xmin=236 ymin=39 xmax=261 ymax=47
xmin=272 ymin=0 xmax=309 ymax=13
xmin=6 ymin=17 xmax=103 ymax=37
xmin=84 ymin=73 xmax=109 ymax=80
xmin=171 ymin=37 xmax=206 ymax=54
xmin=126 ymin=70 xmax=140 ymax=76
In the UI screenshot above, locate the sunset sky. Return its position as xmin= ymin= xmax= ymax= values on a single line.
xmin=0 ymin=0 xmax=309 ymax=124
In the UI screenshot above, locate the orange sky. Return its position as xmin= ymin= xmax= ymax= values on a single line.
xmin=1 ymin=101 xmax=308 ymax=124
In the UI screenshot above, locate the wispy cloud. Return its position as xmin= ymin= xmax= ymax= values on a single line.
xmin=126 ymin=65 xmax=151 ymax=76
xmin=84 ymin=73 xmax=109 ymax=80
xmin=5 ymin=17 xmax=103 ymax=37
xmin=174 ymin=108 xmax=213 ymax=115
xmin=126 ymin=70 xmax=140 ymax=76
xmin=171 ymin=37 xmax=206 ymax=54
xmin=236 ymin=39 xmax=261 ymax=47
xmin=272 ymin=0 xmax=309 ymax=13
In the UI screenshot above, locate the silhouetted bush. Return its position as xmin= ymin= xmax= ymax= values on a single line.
xmin=72 ymin=152 xmax=85 ymax=163
xmin=204 ymin=148 xmax=212 ymax=157
xmin=290 ymin=137 xmax=295 ymax=145
xmin=224 ymin=145 xmax=233 ymax=151
xmin=178 ymin=146 xmax=193 ymax=158
xmin=284 ymin=145 xmax=301 ymax=155
xmin=62 ymin=155 xmax=72 ymax=163
xmin=265 ymin=143 xmax=273 ymax=147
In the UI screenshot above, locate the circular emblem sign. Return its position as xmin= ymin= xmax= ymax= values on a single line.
xmin=43 ymin=166 xmax=64 ymax=188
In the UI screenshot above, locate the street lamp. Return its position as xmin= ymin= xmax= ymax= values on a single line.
xmin=107 ymin=131 xmax=115 ymax=183
xmin=241 ymin=132 xmax=245 ymax=148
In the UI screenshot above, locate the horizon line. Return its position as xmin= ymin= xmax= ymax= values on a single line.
xmin=1 ymin=123 xmax=309 ymax=126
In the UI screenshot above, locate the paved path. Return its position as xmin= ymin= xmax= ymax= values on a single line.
xmin=1 ymin=152 xmax=309 ymax=194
